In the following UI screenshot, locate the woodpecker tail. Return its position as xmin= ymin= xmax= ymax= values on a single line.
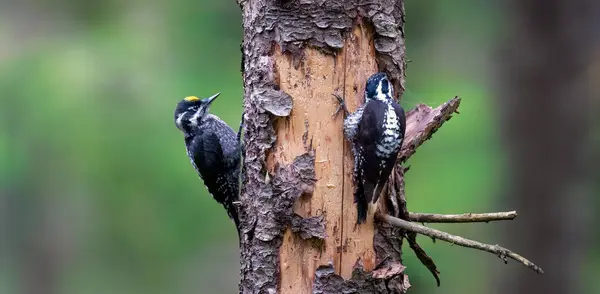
xmin=354 ymin=155 xmax=369 ymax=224
xmin=355 ymin=188 xmax=368 ymax=224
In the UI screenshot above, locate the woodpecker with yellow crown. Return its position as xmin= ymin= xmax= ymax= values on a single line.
xmin=174 ymin=93 xmax=242 ymax=231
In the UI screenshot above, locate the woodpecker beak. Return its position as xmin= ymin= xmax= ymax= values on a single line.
xmin=204 ymin=92 xmax=221 ymax=105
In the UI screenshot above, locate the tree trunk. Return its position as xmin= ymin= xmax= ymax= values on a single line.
xmin=237 ymin=0 xmax=409 ymax=293
xmin=494 ymin=0 xmax=597 ymax=293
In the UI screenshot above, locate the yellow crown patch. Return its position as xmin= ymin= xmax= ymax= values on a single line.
xmin=184 ymin=96 xmax=200 ymax=102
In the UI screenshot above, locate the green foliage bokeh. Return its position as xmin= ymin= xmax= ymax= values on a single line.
xmin=5 ymin=1 xmax=585 ymax=294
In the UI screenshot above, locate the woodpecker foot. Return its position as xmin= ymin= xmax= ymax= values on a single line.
xmin=332 ymin=93 xmax=349 ymax=117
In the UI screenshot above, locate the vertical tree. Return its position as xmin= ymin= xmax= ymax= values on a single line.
xmin=234 ymin=0 xmax=540 ymax=293
xmin=237 ymin=1 xmax=411 ymax=292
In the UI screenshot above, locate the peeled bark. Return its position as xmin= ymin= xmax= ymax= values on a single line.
xmin=237 ymin=1 xmax=408 ymax=293
xmin=235 ymin=0 xmax=471 ymax=292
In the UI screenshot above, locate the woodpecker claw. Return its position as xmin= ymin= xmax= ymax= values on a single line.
xmin=332 ymin=93 xmax=349 ymax=117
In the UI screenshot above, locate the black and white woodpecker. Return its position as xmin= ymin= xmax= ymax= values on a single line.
xmin=335 ymin=72 xmax=406 ymax=224
xmin=174 ymin=93 xmax=242 ymax=230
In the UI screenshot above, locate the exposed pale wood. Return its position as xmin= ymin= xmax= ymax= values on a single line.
xmin=273 ymin=24 xmax=379 ymax=293
xmin=339 ymin=24 xmax=379 ymax=279
xmin=238 ymin=1 xmax=408 ymax=293
xmin=272 ymin=46 xmax=345 ymax=294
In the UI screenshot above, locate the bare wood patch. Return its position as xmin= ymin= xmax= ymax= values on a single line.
xmin=339 ymin=24 xmax=380 ymax=279
xmin=273 ymin=46 xmax=346 ymax=293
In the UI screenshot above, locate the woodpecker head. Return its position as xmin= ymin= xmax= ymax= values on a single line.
xmin=365 ymin=72 xmax=393 ymax=102
xmin=174 ymin=93 xmax=220 ymax=134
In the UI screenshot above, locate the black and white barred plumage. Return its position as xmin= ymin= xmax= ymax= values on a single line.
xmin=337 ymin=73 xmax=406 ymax=224
xmin=174 ymin=93 xmax=242 ymax=230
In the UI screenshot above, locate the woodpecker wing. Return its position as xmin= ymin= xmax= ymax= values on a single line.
xmin=188 ymin=131 xmax=240 ymax=227
xmin=356 ymin=101 xmax=388 ymax=204
xmin=353 ymin=146 xmax=368 ymax=223
xmin=371 ymin=102 xmax=406 ymax=204
xmin=188 ymin=133 xmax=227 ymax=201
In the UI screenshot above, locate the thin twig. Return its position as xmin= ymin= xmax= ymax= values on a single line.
xmin=376 ymin=213 xmax=544 ymax=274
xmin=408 ymin=211 xmax=517 ymax=223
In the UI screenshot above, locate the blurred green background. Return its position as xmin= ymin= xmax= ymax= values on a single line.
xmin=1 ymin=0 xmax=595 ymax=293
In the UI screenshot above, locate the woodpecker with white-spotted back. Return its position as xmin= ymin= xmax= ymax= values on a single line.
xmin=174 ymin=93 xmax=242 ymax=231
xmin=335 ymin=72 xmax=406 ymax=224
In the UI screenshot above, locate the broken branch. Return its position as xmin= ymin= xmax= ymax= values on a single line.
xmin=399 ymin=96 xmax=461 ymax=162
xmin=408 ymin=211 xmax=517 ymax=223
xmin=376 ymin=213 xmax=544 ymax=274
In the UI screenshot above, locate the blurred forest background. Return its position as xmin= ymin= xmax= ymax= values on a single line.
xmin=1 ymin=0 xmax=597 ymax=293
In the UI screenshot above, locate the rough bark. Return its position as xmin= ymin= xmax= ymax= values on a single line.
xmin=238 ymin=1 xmax=408 ymax=293
xmin=237 ymin=1 xmax=461 ymax=293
